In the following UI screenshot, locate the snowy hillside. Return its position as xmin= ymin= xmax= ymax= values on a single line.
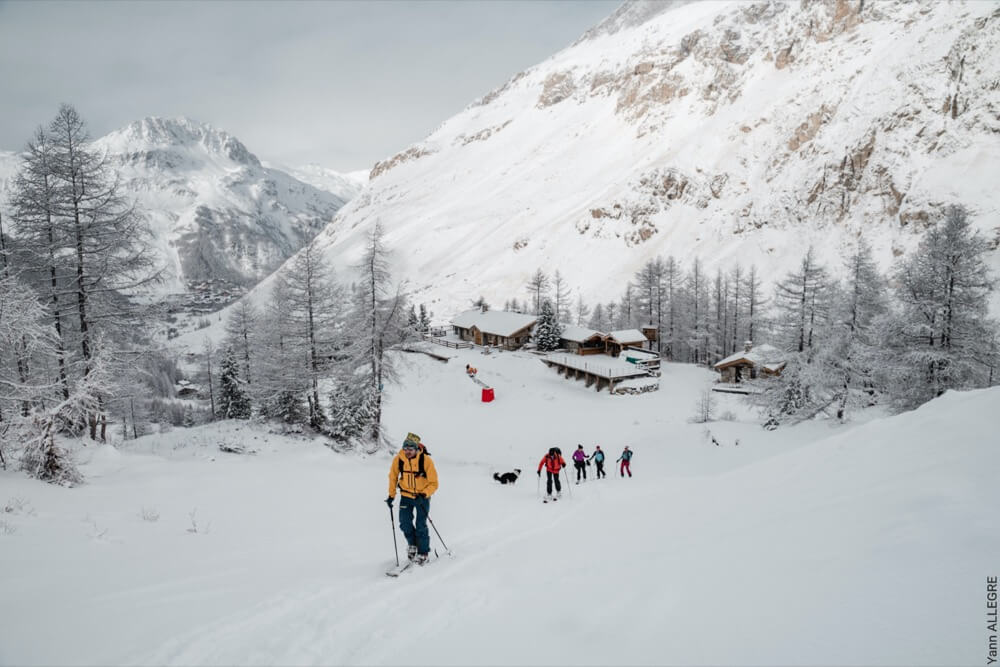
xmin=1 ymin=118 xmax=358 ymax=298
xmin=269 ymin=162 xmax=368 ymax=202
xmin=302 ymin=0 xmax=1000 ymax=312
xmin=1 ymin=348 xmax=996 ymax=665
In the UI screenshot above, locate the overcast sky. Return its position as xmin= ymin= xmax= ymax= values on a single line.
xmin=0 ymin=0 xmax=620 ymax=172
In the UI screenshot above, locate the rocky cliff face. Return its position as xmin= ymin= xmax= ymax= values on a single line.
xmin=307 ymin=0 xmax=1000 ymax=314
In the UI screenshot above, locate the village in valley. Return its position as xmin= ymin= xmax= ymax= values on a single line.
xmin=426 ymin=305 xmax=781 ymax=398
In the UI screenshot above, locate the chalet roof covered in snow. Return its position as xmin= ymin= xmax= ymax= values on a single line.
xmin=606 ymin=329 xmax=646 ymax=344
xmin=714 ymin=343 xmax=784 ymax=369
xmin=559 ymin=325 xmax=604 ymax=343
xmin=450 ymin=309 xmax=536 ymax=337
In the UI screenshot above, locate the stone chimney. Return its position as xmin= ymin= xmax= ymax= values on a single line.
xmin=744 ymin=340 xmax=753 ymax=353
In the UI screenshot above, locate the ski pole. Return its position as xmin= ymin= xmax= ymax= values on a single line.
xmin=388 ymin=503 xmax=399 ymax=567
xmin=562 ymin=467 xmax=572 ymax=498
xmin=536 ymin=471 xmax=541 ymax=498
xmin=427 ymin=514 xmax=451 ymax=554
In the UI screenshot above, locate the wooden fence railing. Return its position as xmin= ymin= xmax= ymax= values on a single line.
xmin=423 ymin=334 xmax=472 ymax=349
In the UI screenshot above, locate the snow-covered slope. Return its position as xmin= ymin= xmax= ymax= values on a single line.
xmin=269 ymin=162 xmax=368 ymax=202
xmin=0 ymin=349 xmax=995 ymax=665
xmin=1 ymin=118 xmax=357 ymax=298
xmin=306 ymin=0 xmax=1000 ymax=311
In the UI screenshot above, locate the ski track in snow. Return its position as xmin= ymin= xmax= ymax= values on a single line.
xmin=1 ymin=348 xmax=997 ymax=665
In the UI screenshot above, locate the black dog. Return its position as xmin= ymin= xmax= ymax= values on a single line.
xmin=493 ymin=469 xmax=521 ymax=485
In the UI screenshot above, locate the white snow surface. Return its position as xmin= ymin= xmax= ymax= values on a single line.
xmin=1 ymin=348 xmax=996 ymax=666
xmin=264 ymin=161 xmax=367 ymax=203
xmin=286 ymin=0 xmax=1000 ymax=314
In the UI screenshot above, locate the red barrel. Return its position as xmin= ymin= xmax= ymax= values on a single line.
xmin=482 ymin=387 xmax=495 ymax=402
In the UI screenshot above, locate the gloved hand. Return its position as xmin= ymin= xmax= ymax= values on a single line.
xmin=385 ymin=496 xmax=394 ymax=508
xmin=416 ymin=492 xmax=426 ymax=499
xmin=537 ymin=470 xmax=541 ymax=477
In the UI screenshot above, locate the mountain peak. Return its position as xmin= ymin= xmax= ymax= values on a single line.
xmin=98 ymin=116 xmax=261 ymax=167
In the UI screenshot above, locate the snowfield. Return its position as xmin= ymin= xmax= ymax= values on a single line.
xmin=1 ymin=348 xmax=997 ymax=666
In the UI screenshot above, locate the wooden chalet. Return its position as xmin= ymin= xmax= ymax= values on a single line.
xmin=713 ymin=342 xmax=786 ymax=383
xmin=558 ymin=325 xmax=605 ymax=355
xmin=451 ymin=309 xmax=537 ymax=350
xmin=604 ymin=329 xmax=647 ymax=357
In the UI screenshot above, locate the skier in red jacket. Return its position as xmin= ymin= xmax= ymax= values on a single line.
xmin=537 ymin=447 xmax=567 ymax=502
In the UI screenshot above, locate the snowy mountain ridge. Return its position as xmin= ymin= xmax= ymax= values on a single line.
xmin=302 ymin=0 xmax=1000 ymax=314
xmin=0 ymin=117 xmax=360 ymax=300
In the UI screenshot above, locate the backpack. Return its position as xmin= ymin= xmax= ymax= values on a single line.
xmin=399 ymin=446 xmax=430 ymax=478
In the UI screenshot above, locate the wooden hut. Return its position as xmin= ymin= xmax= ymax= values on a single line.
xmin=558 ymin=325 xmax=605 ymax=355
xmin=713 ymin=342 xmax=786 ymax=383
xmin=604 ymin=329 xmax=647 ymax=357
xmin=451 ymin=309 xmax=537 ymax=350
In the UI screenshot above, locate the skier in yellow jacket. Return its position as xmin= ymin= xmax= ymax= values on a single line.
xmin=386 ymin=433 xmax=439 ymax=564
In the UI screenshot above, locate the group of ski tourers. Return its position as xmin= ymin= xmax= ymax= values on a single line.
xmin=536 ymin=444 xmax=633 ymax=502
xmin=385 ymin=433 xmax=636 ymax=569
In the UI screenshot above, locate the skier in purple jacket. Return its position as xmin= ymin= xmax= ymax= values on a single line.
xmin=572 ymin=444 xmax=588 ymax=483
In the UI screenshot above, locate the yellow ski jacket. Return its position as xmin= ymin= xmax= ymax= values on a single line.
xmin=388 ymin=449 xmax=439 ymax=499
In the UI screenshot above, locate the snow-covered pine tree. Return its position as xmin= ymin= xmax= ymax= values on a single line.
xmin=662 ymin=256 xmax=680 ymax=359
xmin=830 ymin=237 xmax=889 ymax=420
xmin=728 ymin=264 xmax=743 ymax=358
xmin=348 ymin=221 xmax=408 ymax=445
xmin=756 ymin=248 xmax=837 ymax=424
xmin=47 ymin=105 xmax=159 ymax=439
xmin=7 ymin=127 xmax=72 ymax=402
xmin=526 ymin=269 xmax=550 ymax=315
xmin=472 ymin=295 xmax=490 ymax=312
xmin=711 ymin=268 xmax=728 ymax=361
xmin=407 ymin=305 xmax=419 ymax=333
xmin=533 ymin=299 xmax=562 ymax=351
xmin=418 ymin=304 xmax=431 ymax=332
xmin=202 ymin=337 xmax=218 ymax=421
xmin=886 ymin=205 xmax=998 ymax=408
xmin=272 ymin=239 xmax=344 ymax=429
xmin=552 ymin=271 xmax=571 ymax=323
xmin=20 ymin=340 xmax=116 ymax=485
xmin=635 ymin=259 xmax=659 ymax=327
xmin=742 ymin=264 xmax=767 ymax=347
xmin=328 ymin=383 xmax=372 ymax=442
xmin=0 ymin=274 xmax=60 ymax=433
xmin=682 ymin=258 xmax=711 ymax=365
xmin=575 ymin=293 xmax=590 ymax=327
xmin=605 ymin=301 xmax=619 ymax=330
xmin=218 ymin=346 xmax=251 ymax=419
xmin=772 ymin=247 xmax=832 ymax=357
xmin=588 ymin=303 xmax=607 ymax=332
xmin=618 ymin=282 xmax=635 ymax=330
xmin=224 ymin=300 xmax=259 ymax=391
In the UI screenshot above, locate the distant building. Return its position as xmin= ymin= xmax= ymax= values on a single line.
xmin=604 ymin=329 xmax=647 ymax=357
xmin=175 ymin=380 xmax=202 ymax=398
xmin=451 ymin=309 xmax=537 ymax=350
xmin=713 ymin=342 xmax=786 ymax=383
xmin=558 ymin=325 xmax=605 ymax=355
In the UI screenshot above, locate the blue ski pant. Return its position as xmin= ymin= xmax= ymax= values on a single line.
xmin=398 ymin=495 xmax=430 ymax=555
